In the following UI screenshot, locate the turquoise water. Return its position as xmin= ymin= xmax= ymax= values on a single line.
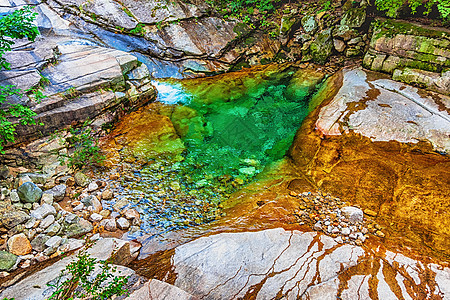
xmin=117 ymin=67 xmax=325 ymax=236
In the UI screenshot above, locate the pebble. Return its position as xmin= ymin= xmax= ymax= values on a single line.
xmin=117 ymin=217 xmax=130 ymax=230
xmin=39 ymin=215 xmax=55 ymax=230
xmin=87 ymin=182 xmax=99 ymax=192
xmin=90 ymin=213 xmax=103 ymax=222
xmin=341 ymin=227 xmax=351 ymax=235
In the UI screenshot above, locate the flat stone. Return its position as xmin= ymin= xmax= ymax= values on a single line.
xmin=17 ymin=182 xmax=43 ymax=204
xmin=31 ymin=203 xmax=57 ymax=220
xmin=45 ymin=236 xmax=62 ymax=248
xmin=315 ymin=68 xmax=450 ymax=154
xmin=45 ymin=184 xmax=66 ymax=202
xmin=393 ymin=68 xmax=450 ymax=96
xmin=128 ymin=64 xmax=150 ymax=81
xmin=7 ymin=233 xmax=32 ymax=256
xmin=140 ymin=228 xmax=450 ymax=299
xmin=39 ymin=215 xmax=55 ymax=230
xmin=31 ymin=234 xmax=50 ymax=252
xmin=126 ymin=279 xmax=196 ymax=300
xmin=64 ymin=219 xmax=93 ymax=238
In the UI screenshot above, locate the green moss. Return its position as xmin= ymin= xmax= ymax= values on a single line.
xmin=375 ymin=19 xmax=449 ymax=39
xmin=233 ymin=22 xmax=251 ymax=37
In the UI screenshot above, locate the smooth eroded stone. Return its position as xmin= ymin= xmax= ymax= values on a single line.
xmin=17 ymin=182 xmax=43 ymax=204
xmin=341 ymin=206 xmax=364 ymax=223
xmin=7 ymin=233 xmax=32 ymax=256
xmin=30 ymin=203 xmax=57 ymax=220
xmin=45 ymin=184 xmax=67 ymax=202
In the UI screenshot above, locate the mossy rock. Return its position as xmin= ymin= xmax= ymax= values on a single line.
xmin=0 ymin=251 xmax=17 ymax=271
xmin=310 ymin=28 xmax=333 ymax=64
xmin=301 ymin=15 xmax=318 ymax=34
xmin=340 ymin=7 xmax=366 ymax=28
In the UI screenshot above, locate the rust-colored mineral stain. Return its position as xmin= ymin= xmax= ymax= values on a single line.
xmin=289 ymin=71 xmax=450 ymax=260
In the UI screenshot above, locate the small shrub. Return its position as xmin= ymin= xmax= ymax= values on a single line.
xmin=375 ymin=0 xmax=450 ymax=20
xmin=57 ymin=120 xmax=105 ymax=170
xmin=130 ymin=23 xmax=145 ymax=35
xmin=0 ymin=6 xmax=41 ymax=154
xmin=48 ymin=244 xmax=129 ymax=299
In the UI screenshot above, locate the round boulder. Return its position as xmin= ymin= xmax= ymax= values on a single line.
xmin=17 ymin=182 xmax=43 ymax=203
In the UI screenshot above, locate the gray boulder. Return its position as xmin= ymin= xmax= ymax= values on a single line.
xmin=30 ymin=203 xmax=56 ymax=220
xmin=17 ymin=182 xmax=43 ymax=203
xmin=45 ymin=184 xmax=67 ymax=202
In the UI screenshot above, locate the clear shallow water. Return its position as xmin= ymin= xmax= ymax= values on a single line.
xmin=115 ymin=66 xmax=325 ymax=238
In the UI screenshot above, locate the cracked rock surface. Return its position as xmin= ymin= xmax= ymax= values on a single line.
xmin=142 ymin=228 xmax=450 ymax=299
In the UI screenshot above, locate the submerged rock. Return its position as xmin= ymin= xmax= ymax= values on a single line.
xmin=290 ymin=67 xmax=450 ymax=254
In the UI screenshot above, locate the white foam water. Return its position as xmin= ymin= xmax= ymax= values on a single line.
xmin=152 ymin=81 xmax=192 ymax=105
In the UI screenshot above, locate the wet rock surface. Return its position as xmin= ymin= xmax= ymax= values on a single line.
xmin=290 ymin=67 xmax=450 ymax=256
xmin=135 ymin=228 xmax=450 ymax=299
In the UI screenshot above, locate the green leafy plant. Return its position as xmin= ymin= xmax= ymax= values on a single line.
xmin=48 ymin=244 xmax=129 ymax=300
xmin=130 ymin=23 xmax=145 ymax=35
xmin=57 ymin=120 xmax=105 ymax=170
xmin=0 ymin=6 xmax=41 ymax=154
xmin=375 ymin=0 xmax=450 ymax=20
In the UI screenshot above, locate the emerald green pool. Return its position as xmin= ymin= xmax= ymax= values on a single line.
xmin=114 ymin=65 xmax=326 ymax=236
